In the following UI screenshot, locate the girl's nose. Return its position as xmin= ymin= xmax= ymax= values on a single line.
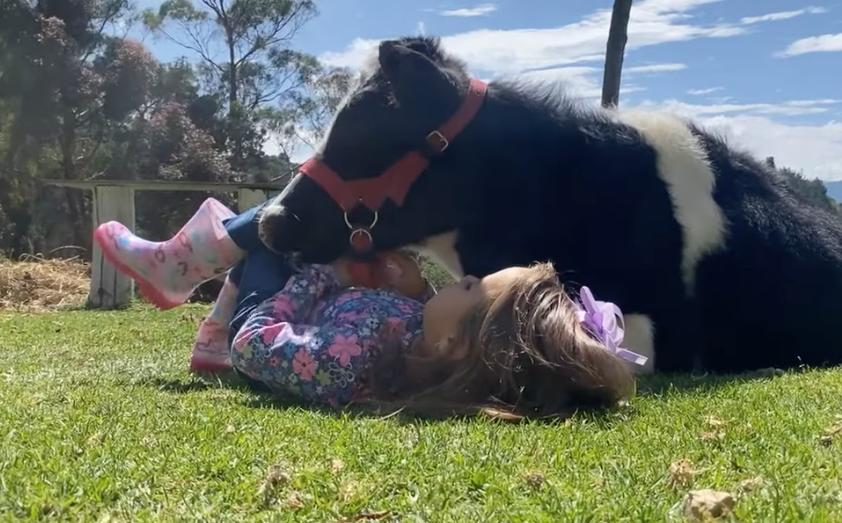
xmin=460 ymin=275 xmax=480 ymax=288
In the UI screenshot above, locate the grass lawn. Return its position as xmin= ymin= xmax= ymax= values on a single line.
xmin=1 ymin=307 xmax=840 ymax=521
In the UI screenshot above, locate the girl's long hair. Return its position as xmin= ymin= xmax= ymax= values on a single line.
xmin=367 ymin=263 xmax=636 ymax=419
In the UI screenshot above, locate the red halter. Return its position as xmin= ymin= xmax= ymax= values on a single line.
xmin=298 ymin=78 xmax=488 ymax=256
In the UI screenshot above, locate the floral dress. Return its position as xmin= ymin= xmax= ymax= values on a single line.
xmin=230 ymin=264 xmax=432 ymax=406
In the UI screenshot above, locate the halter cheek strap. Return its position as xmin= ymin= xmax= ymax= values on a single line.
xmin=298 ymin=78 xmax=488 ymax=254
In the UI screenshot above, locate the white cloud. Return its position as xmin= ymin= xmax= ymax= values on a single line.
xmin=640 ymin=98 xmax=841 ymax=117
xmin=315 ymin=0 xmax=842 ymax=181
xmin=515 ymin=62 xmax=683 ymax=100
xmin=700 ymin=115 xmax=842 ymax=180
xmin=439 ymin=4 xmax=497 ymax=17
xmin=417 ymin=21 xmax=426 ymax=36
xmin=520 ymin=66 xmax=603 ymax=98
xmin=515 ymin=65 xmax=649 ymax=101
xmin=321 ymin=0 xmax=743 ymax=74
xmin=740 ymin=6 xmax=826 ymax=25
xmin=320 ymin=38 xmax=379 ymax=70
xmin=687 ymin=86 xmax=724 ymax=95
xmin=633 ymin=99 xmax=842 ymax=180
xmin=624 ymin=63 xmax=687 ymax=74
xmin=777 ymin=33 xmax=842 ymax=57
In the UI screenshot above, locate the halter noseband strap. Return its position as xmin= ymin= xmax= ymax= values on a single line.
xmin=298 ymin=78 xmax=488 ymax=254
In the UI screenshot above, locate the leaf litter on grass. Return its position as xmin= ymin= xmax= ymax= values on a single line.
xmin=257 ymin=463 xmax=292 ymax=507
xmin=683 ymin=489 xmax=736 ymax=521
xmin=819 ymin=416 xmax=842 ymax=446
xmin=669 ymin=459 xmax=700 ymax=489
xmin=523 ymin=470 xmax=546 ymax=489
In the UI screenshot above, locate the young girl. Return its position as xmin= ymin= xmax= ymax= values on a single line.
xmin=95 ymin=199 xmax=646 ymax=417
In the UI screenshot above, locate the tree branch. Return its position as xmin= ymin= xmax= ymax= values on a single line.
xmin=156 ymin=19 xmax=225 ymax=73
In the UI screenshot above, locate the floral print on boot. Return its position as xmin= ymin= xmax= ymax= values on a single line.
xmin=93 ymin=198 xmax=244 ymax=309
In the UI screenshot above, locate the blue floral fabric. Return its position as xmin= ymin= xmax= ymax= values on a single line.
xmin=230 ymin=264 xmax=429 ymax=406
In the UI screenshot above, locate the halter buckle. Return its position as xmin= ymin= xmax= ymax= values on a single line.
xmin=425 ymin=130 xmax=449 ymax=154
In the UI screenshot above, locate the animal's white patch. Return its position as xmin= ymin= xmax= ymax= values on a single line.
xmin=623 ymin=314 xmax=656 ymax=374
xmin=618 ymin=111 xmax=728 ymax=293
xmin=412 ymin=231 xmax=464 ymax=278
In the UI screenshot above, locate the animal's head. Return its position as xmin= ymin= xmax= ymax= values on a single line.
xmin=259 ymin=36 xmax=478 ymax=263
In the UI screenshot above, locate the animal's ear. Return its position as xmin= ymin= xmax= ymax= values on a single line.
xmin=378 ymin=40 xmax=460 ymax=107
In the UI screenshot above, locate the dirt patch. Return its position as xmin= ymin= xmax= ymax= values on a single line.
xmin=0 ymin=255 xmax=90 ymax=312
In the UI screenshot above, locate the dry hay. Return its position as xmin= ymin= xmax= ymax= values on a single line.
xmin=0 ymin=255 xmax=90 ymax=312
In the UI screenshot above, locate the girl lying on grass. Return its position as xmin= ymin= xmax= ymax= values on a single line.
xmin=93 ymin=198 xmax=646 ymax=418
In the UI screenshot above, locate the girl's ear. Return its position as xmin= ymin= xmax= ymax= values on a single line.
xmin=435 ymin=335 xmax=460 ymax=357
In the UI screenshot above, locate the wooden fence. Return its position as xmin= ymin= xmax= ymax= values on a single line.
xmin=44 ymin=179 xmax=280 ymax=309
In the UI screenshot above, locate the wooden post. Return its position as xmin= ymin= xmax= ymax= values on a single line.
xmin=237 ymin=188 xmax=268 ymax=211
xmin=602 ymin=0 xmax=633 ymax=108
xmin=88 ymin=185 xmax=135 ymax=309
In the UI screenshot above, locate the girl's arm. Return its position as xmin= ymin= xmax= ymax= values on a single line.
xmin=412 ymin=280 xmax=437 ymax=304
xmin=232 ymin=263 xmax=339 ymax=347
xmin=232 ymin=317 xmax=364 ymax=406
xmin=231 ymin=265 xmax=362 ymax=405
xmin=334 ymin=251 xmax=437 ymax=301
xmin=370 ymin=251 xmax=436 ymax=302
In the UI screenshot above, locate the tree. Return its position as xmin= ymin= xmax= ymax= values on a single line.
xmin=765 ymin=157 xmax=839 ymax=214
xmin=0 ymin=0 xmax=335 ymax=257
xmin=142 ymin=0 xmax=318 ymax=166
xmin=270 ymin=64 xmax=353 ymax=163
xmin=0 ymin=0 xmax=150 ymax=251
xmin=602 ymin=0 xmax=632 ymax=108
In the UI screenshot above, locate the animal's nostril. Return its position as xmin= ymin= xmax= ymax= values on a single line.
xmin=257 ymin=203 xmax=304 ymax=254
xmin=257 ymin=207 xmax=281 ymax=249
xmin=258 ymin=219 xmax=271 ymax=244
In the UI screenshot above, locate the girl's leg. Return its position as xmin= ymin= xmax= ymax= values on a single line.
xmin=189 ymin=273 xmax=240 ymax=373
xmin=228 ymin=245 xmax=296 ymax=345
xmin=220 ymin=203 xmax=265 ymax=252
xmin=190 ymin=243 xmax=295 ymax=374
xmin=93 ymin=198 xmax=247 ymax=309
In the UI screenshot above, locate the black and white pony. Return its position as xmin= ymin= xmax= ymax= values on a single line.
xmin=260 ymin=37 xmax=842 ymax=373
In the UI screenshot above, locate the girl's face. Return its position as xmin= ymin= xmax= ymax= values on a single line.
xmin=422 ymin=267 xmax=530 ymax=356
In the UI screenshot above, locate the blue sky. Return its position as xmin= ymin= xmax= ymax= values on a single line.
xmin=136 ymin=0 xmax=842 ymax=180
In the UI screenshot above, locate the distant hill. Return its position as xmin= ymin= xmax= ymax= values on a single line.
xmin=825 ymin=181 xmax=842 ymax=203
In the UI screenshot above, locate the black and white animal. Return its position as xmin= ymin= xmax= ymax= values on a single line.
xmin=259 ymin=36 xmax=842 ymax=374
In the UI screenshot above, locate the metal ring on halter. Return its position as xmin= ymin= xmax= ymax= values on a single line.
xmin=343 ymin=209 xmax=379 ymax=230
xmin=349 ymin=228 xmax=373 ymax=246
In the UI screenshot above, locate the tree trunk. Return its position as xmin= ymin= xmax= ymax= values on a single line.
xmin=59 ymin=110 xmax=89 ymax=254
xmin=227 ymin=36 xmax=237 ymax=110
xmin=602 ymin=0 xmax=633 ymax=108
xmin=225 ymin=29 xmax=243 ymax=167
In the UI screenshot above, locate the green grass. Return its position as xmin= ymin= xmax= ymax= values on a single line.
xmin=1 ymin=308 xmax=841 ymax=521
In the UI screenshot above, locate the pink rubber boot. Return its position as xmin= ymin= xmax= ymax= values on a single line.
xmin=93 ymin=198 xmax=244 ymax=310
xmin=189 ymin=275 xmax=239 ymax=373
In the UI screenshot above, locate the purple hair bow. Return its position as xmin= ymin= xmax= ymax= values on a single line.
xmin=575 ymin=286 xmax=648 ymax=367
